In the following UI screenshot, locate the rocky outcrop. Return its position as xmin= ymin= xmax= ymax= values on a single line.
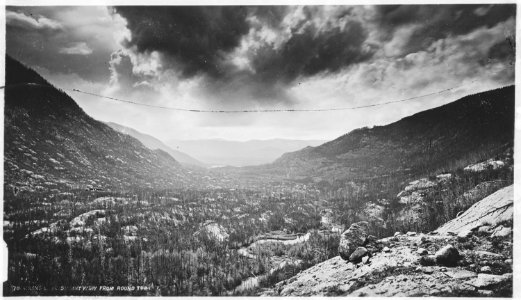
xmin=359 ymin=202 xmax=385 ymax=224
xmin=394 ymin=151 xmax=511 ymax=229
xmin=338 ymin=221 xmax=369 ymax=261
xmin=464 ymin=159 xmax=505 ymax=172
xmin=263 ymin=185 xmax=514 ymax=297
xmin=403 ymin=178 xmax=438 ymax=193
xmin=394 ymin=177 xmax=448 ymax=225
xmin=266 ymin=244 xmax=420 ymax=296
xmin=436 ymin=185 xmax=513 ymax=235
xmin=396 ymin=178 xmax=438 ymax=205
xmin=195 ymin=220 xmax=230 ymax=242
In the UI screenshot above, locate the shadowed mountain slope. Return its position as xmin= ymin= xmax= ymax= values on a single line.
xmin=4 ymin=56 xmax=192 ymax=193
xmin=263 ymin=86 xmax=514 ymax=182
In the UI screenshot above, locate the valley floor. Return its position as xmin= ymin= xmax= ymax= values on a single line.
xmin=3 ymin=153 xmax=514 ymax=296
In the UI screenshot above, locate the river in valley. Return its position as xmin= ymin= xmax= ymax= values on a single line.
xmin=231 ymin=232 xmax=311 ymax=294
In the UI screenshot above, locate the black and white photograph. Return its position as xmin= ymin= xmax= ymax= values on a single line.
xmin=1 ymin=2 xmax=518 ymax=297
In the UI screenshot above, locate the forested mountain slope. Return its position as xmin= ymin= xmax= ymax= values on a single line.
xmin=4 ymin=56 xmax=191 ymax=194
xmin=265 ymin=86 xmax=514 ymax=182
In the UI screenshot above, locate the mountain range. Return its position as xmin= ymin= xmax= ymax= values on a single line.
xmin=254 ymin=85 xmax=515 ymax=183
xmin=167 ymin=139 xmax=326 ymax=167
xmin=3 ymin=55 xmax=515 ymax=192
xmin=106 ymin=123 xmax=326 ymax=168
xmin=4 ymin=56 xmax=192 ymax=193
xmin=105 ymin=122 xmax=205 ymax=167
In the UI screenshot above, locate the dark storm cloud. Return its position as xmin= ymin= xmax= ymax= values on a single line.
xmin=375 ymin=4 xmax=516 ymax=55
xmin=488 ymin=39 xmax=515 ymax=62
xmin=109 ymin=51 xmax=159 ymax=97
xmin=248 ymin=6 xmax=375 ymax=84
xmin=113 ymin=6 xmax=250 ymax=78
xmin=250 ymin=19 xmax=373 ymax=84
xmin=114 ymin=6 xmax=375 ymax=88
xmin=484 ymin=38 xmax=516 ymax=75
xmin=249 ymin=6 xmax=288 ymax=28
xmin=112 ymin=5 xmax=515 ymax=105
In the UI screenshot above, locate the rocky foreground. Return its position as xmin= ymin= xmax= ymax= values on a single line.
xmin=262 ymin=185 xmax=514 ymax=297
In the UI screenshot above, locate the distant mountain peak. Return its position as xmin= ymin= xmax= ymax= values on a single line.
xmin=106 ymin=122 xmax=206 ymax=167
xmin=166 ymin=138 xmax=327 ymax=167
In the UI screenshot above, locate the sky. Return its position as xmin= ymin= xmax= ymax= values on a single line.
xmin=5 ymin=5 xmax=516 ymax=141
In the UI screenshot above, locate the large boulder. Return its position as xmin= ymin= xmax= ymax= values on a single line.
xmin=338 ymin=221 xmax=369 ymax=260
xmin=349 ymin=247 xmax=368 ymax=263
xmin=434 ymin=244 xmax=460 ymax=266
xmin=419 ymin=255 xmax=436 ymax=266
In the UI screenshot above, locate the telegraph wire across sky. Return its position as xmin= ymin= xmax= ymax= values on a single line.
xmin=1 ymin=80 xmax=479 ymax=113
